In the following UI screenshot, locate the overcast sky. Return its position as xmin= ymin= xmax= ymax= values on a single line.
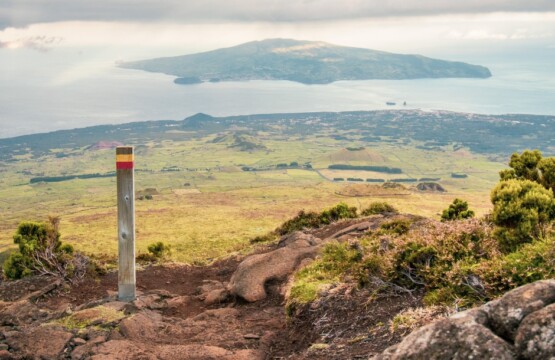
xmin=1 ymin=1 xmax=554 ymax=137
xmin=0 ymin=1 xmax=553 ymax=56
xmin=2 ymin=0 xmax=555 ymax=28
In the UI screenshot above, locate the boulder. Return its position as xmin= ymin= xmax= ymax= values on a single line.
xmin=91 ymin=340 xmax=156 ymax=360
xmin=0 ymin=300 xmax=46 ymax=326
xmin=487 ymin=280 xmax=555 ymax=341
xmin=515 ymin=302 xmax=555 ymax=359
xmin=373 ymin=314 xmax=514 ymax=360
xmin=197 ymin=280 xmax=229 ymax=305
xmin=118 ymin=312 xmax=164 ymax=340
xmin=277 ymin=232 xmax=321 ymax=248
xmin=130 ymin=293 xmax=165 ymax=311
xmin=229 ymin=232 xmax=322 ymax=302
xmin=6 ymin=326 xmax=73 ymax=359
xmin=71 ymin=335 xmax=107 ymax=360
xmin=165 ymin=295 xmax=193 ymax=309
xmin=373 ymin=280 xmax=555 ymax=359
xmin=416 ymin=182 xmax=446 ymax=192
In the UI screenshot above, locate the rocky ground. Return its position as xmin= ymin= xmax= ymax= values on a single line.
xmin=0 ymin=214 xmax=553 ymax=359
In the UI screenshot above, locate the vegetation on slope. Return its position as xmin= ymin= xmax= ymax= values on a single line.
xmin=287 ymin=150 xmax=555 ymax=311
xmin=3 ymin=216 xmax=90 ymax=282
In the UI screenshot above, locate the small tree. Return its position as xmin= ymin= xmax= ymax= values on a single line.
xmin=441 ymin=199 xmax=475 ymax=221
xmin=499 ymin=150 xmax=543 ymax=183
xmin=499 ymin=149 xmax=555 ymax=192
xmin=491 ymin=179 xmax=555 ymax=251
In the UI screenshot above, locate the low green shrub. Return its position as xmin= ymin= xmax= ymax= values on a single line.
xmin=361 ymin=202 xmax=398 ymax=216
xmin=137 ymin=241 xmax=172 ymax=263
xmin=379 ymin=219 xmax=412 ymax=235
xmin=3 ymin=216 xmax=88 ymax=282
xmin=276 ymin=203 xmax=358 ymax=235
xmin=276 ymin=210 xmax=321 ymax=235
xmin=475 ymin=237 xmax=555 ymax=295
xmin=3 ymin=252 xmax=32 ymax=279
xmin=147 ymin=241 xmax=171 ymax=258
xmin=319 ymin=203 xmax=358 ymax=225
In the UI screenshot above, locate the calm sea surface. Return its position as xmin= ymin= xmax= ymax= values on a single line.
xmin=1 ymin=47 xmax=554 ymax=138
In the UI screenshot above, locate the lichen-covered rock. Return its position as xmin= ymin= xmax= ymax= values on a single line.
xmin=229 ymin=232 xmax=322 ymax=302
xmin=373 ymin=280 xmax=555 ymax=360
xmin=515 ymin=302 xmax=555 ymax=360
xmin=487 ymin=280 xmax=555 ymax=341
xmin=372 ymin=314 xmax=514 ymax=360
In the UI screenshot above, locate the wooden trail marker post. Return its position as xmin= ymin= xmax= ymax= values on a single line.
xmin=116 ymin=146 xmax=136 ymax=301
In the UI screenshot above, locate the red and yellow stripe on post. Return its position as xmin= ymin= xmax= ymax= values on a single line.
xmin=116 ymin=147 xmax=134 ymax=170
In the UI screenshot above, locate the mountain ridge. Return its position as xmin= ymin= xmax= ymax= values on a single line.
xmin=1 ymin=110 xmax=554 ymax=162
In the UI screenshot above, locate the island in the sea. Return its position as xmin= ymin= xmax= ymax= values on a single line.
xmin=119 ymin=38 xmax=492 ymax=85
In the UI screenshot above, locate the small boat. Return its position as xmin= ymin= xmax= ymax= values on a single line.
xmin=386 ymin=101 xmax=396 ymax=106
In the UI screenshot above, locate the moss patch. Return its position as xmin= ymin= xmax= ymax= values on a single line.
xmin=55 ymin=305 xmax=126 ymax=331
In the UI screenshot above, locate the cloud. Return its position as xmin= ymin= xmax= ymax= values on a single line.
xmin=1 ymin=0 xmax=555 ymax=29
xmin=0 ymin=35 xmax=62 ymax=51
xmin=445 ymin=28 xmax=553 ymax=41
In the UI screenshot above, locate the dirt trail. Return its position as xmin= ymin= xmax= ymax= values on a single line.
xmin=0 ymin=215 xmax=420 ymax=359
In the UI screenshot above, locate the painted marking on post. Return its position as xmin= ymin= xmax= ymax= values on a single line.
xmin=116 ymin=146 xmax=136 ymax=301
xmin=116 ymin=153 xmax=134 ymax=169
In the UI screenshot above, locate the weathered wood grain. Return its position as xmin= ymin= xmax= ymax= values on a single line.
xmin=116 ymin=146 xmax=136 ymax=301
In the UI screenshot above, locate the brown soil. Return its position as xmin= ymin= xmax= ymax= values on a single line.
xmin=0 ymin=217 xmax=423 ymax=359
xmin=41 ymin=258 xmax=239 ymax=310
xmin=277 ymin=289 xmax=423 ymax=359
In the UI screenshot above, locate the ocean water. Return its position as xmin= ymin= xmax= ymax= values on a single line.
xmin=1 ymin=46 xmax=554 ymax=139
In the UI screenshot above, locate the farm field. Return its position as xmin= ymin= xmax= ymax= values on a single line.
xmin=0 ymin=126 xmax=505 ymax=263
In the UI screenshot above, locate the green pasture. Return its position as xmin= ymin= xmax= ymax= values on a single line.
xmin=0 ymin=134 xmax=506 ymax=264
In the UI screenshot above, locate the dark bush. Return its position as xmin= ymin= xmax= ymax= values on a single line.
xmin=491 ymin=179 xmax=555 ymax=252
xmin=380 ymin=219 xmax=411 ymax=235
xmin=276 ymin=203 xmax=358 ymax=235
xmin=441 ymin=198 xmax=475 ymax=221
xmin=319 ymin=203 xmax=358 ymax=224
xmin=361 ymin=202 xmax=398 ymax=216
xmin=276 ymin=210 xmax=322 ymax=235
xmin=147 ymin=241 xmax=171 ymax=258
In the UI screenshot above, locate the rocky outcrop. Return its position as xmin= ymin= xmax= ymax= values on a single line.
xmin=515 ymin=303 xmax=555 ymax=359
xmin=487 ymin=280 xmax=555 ymax=342
xmin=373 ymin=280 xmax=555 ymax=359
xmin=375 ymin=313 xmax=514 ymax=359
xmin=416 ymin=182 xmax=446 ymax=192
xmin=229 ymin=232 xmax=323 ymax=302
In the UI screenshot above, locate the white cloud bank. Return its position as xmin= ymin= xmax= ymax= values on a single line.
xmin=1 ymin=0 xmax=555 ymax=29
